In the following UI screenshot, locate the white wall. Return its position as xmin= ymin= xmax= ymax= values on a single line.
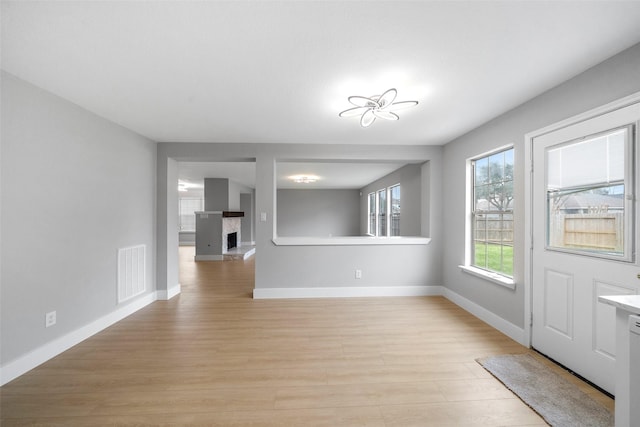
xmin=0 ymin=72 xmax=157 ymax=367
xmin=442 ymin=43 xmax=640 ymax=329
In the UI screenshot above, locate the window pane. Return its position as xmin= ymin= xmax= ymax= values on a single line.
xmin=475 ymin=157 xmax=489 ymax=185
xmin=390 ymin=185 xmax=401 ymax=236
xmin=474 ymin=242 xmax=487 ymax=269
xmin=378 ymin=189 xmax=387 ymax=236
xmin=547 ymin=184 xmax=625 ymax=255
xmin=179 ymin=198 xmax=203 ymax=232
xmin=547 ymin=129 xmax=626 ymax=189
xmin=474 ymin=184 xmax=488 ymax=211
xmin=488 ymin=152 xmax=504 ymax=184
xmin=502 ymin=213 xmax=514 ymax=245
xmin=505 ymin=149 xmax=514 ymax=180
xmin=471 ymin=147 xmax=514 ymax=278
xmin=546 ymin=127 xmax=629 ymax=259
xmin=475 ymin=214 xmax=487 ymax=241
xmin=368 ymin=192 xmax=376 ymax=235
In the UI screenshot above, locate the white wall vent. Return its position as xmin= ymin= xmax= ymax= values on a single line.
xmin=117 ymin=244 xmax=146 ymax=304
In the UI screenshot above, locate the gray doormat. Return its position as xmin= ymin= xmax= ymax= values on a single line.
xmin=477 ymin=354 xmax=613 ymax=427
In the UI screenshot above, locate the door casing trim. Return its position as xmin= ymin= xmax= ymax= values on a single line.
xmin=524 ymin=91 xmax=640 ymax=347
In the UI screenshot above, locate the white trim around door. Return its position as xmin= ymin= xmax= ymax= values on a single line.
xmin=524 ymin=90 xmax=640 ymax=348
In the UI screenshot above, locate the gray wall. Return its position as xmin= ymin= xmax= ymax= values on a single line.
xmin=228 ymin=179 xmax=252 ymax=211
xmin=240 ymin=192 xmax=254 ymax=244
xmin=360 ymin=163 xmax=423 ymax=236
xmin=179 ymin=231 xmax=196 ymax=246
xmin=204 ymin=178 xmax=229 ymax=211
xmin=204 ymin=177 xmax=251 ymax=212
xmin=1 ymin=72 xmax=157 ymax=365
xmin=277 ymin=189 xmax=360 ymax=237
xmin=157 ymin=143 xmax=443 ymax=291
xmin=195 ymin=214 xmax=223 ymax=256
xmin=442 ymin=43 xmax=640 ymax=329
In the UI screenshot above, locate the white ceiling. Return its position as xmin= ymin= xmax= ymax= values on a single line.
xmin=5 ymin=1 xmax=640 ymax=188
xmin=277 ymin=161 xmax=408 ymax=189
xmin=3 ymin=1 xmax=640 ymax=147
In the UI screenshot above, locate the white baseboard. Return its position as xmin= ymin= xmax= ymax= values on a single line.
xmin=253 ymin=285 xmax=443 ymax=299
xmin=0 ymin=292 xmax=158 ymax=386
xmin=195 ymin=255 xmax=223 ymax=261
xmin=441 ymin=287 xmax=526 ymax=345
xmin=157 ymin=284 xmax=181 ymax=300
xmin=242 ymin=248 xmax=256 ymax=260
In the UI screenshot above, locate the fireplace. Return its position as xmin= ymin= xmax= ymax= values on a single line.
xmin=227 ymin=232 xmax=238 ymax=251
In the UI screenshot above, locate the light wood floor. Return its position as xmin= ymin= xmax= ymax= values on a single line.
xmin=0 ymin=247 xmax=613 ymax=426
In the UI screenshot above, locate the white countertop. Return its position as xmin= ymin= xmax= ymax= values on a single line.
xmin=272 ymin=236 xmax=431 ymax=246
xmin=599 ymin=295 xmax=640 ymax=314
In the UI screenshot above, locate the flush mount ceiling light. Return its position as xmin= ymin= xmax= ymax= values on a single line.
xmin=178 ymin=180 xmax=202 ymax=192
xmin=289 ymin=175 xmax=319 ymax=184
xmin=339 ymin=88 xmax=418 ymax=128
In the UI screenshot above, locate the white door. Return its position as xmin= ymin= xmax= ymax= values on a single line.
xmin=531 ymin=103 xmax=640 ymax=394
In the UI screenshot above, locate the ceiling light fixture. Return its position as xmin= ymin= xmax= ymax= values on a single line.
xmin=178 ymin=180 xmax=202 ymax=192
xmin=339 ymin=88 xmax=418 ymax=128
xmin=289 ymin=175 xmax=319 ymax=184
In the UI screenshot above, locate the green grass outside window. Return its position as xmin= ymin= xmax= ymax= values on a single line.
xmin=474 ymin=242 xmax=513 ymax=277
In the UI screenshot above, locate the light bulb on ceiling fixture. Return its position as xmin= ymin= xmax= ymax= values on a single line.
xmin=338 ymin=88 xmax=418 ymax=128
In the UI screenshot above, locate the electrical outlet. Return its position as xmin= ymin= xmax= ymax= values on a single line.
xmin=260 ymin=212 xmax=267 ymax=222
xmin=355 ymin=269 xmax=362 ymax=279
xmin=45 ymin=311 xmax=56 ymax=328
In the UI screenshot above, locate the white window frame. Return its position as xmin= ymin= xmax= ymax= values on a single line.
xmin=461 ymin=145 xmax=515 ymax=289
xmin=367 ymin=184 xmax=401 ymax=237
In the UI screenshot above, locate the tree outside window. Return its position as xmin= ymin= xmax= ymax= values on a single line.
xmin=472 ymin=148 xmax=514 ymax=277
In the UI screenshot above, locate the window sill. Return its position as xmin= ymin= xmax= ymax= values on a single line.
xmin=459 ymin=265 xmax=516 ymax=290
xmin=273 ymin=236 xmax=431 ymax=246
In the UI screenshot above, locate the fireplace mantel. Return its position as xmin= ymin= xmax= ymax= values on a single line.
xmin=196 ymin=211 xmax=243 ymax=217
